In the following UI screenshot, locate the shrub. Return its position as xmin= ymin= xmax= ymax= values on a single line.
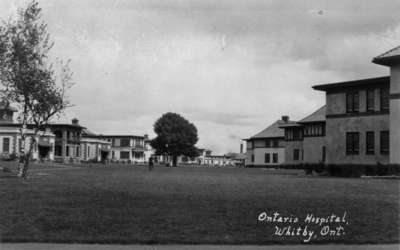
xmin=0 ymin=153 xmax=17 ymax=161
xmin=272 ymin=163 xmax=400 ymax=178
xmin=2 ymin=167 xmax=12 ymax=172
xmin=322 ymin=164 xmax=400 ymax=178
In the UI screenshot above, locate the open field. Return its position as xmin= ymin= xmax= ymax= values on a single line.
xmin=0 ymin=163 xmax=399 ymax=244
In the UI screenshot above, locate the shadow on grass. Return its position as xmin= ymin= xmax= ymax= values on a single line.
xmin=0 ymin=174 xmax=18 ymax=179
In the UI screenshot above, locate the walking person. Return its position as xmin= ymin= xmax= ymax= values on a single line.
xmin=148 ymin=156 xmax=154 ymax=171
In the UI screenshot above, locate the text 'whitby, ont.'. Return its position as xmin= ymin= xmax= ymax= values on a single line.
xmin=258 ymin=211 xmax=349 ymax=243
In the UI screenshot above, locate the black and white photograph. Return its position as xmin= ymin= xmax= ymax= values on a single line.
xmin=0 ymin=1 xmax=399 ymax=250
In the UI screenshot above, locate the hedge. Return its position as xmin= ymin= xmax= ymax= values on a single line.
xmin=248 ymin=163 xmax=400 ymax=177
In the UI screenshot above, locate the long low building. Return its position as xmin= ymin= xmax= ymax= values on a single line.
xmin=95 ymin=135 xmax=146 ymax=163
xmin=0 ymin=102 xmax=148 ymax=164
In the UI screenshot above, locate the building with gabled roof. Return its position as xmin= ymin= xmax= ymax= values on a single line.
xmin=244 ymin=116 xmax=293 ymax=167
xmin=95 ymin=134 xmax=146 ymax=163
xmin=80 ymin=129 xmax=111 ymax=162
xmin=299 ymin=106 xmax=326 ymax=123
xmin=279 ymin=106 xmax=327 ymax=165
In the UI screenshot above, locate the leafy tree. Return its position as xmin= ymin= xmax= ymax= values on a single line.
xmin=151 ymin=113 xmax=199 ymax=166
xmin=0 ymin=1 xmax=74 ymax=178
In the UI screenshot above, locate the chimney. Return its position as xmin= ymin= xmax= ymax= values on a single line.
xmin=281 ymin=116 xmax=289 ymax=123
xmin=72 ymin=118 xmax=79 ymax=125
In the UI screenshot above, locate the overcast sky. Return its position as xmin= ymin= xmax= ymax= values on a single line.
xmin=0 ymin=0 xmax=399 ymax=154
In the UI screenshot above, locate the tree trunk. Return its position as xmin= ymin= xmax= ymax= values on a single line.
xmin=17 ymin=153 xmax=31 ymax=178
xmin=172 ymin=155 xmax=178 ymax=167
xmin=17 ymin=138 xmax=34 ymax=179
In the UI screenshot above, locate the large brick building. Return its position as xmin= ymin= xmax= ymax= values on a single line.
xmin=313 ymin=77 xmax=390 ymax=164
xmin=372 ymin=46 xmax=400 ymax=165
xmin=245 ymin=45 xmax=400 ymax=167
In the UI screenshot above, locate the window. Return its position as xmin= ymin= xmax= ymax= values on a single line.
xmin=55 ymin=145 xmax=62 ymax=156
xmin=112 ymin=151 xmax=115 ymax=158
xmin=121 ymin=139 xmax=130 ymax=147
xmin=285 ymin=128 xmax=303 ymax=141
xmin=346 ymin=132 xmax=359 ymax=155
xmin=66 ymin=146 xmax=70 ymax=157
xmin=293 ymin=149 xmax=300 ymax=161
xmin=2 ymin=138 xmax=10 ymax=153
xmin=380 ymin=131 xmax=389 ymax=155
xmin=251 ymin=154 xmax=254 ymax=162
xmin=272 ymin=153 xmax=278 ymax=163
xmin=265 ymin=139 xmax=271 ymax=148
xmin=54 ymin=130 xmax=62 ymax=139
xmin=304 ymin=123 xmax=325 ymax=137
xmin=272 ymin=139 xmax=279 ymax=148
xmin=18 ymin=138 xmax=22 ymax=152
xmin=380 ymin=87 xmax=389 ymax=112
xmin=366 ymin=131 xmax=374 ymax=155
xmin=367 ymin=89 xmax=375 ymax=112
xmin=346 ymin=92 xmax=359 ymax=113
xmin=264 ymin=153 xmax=270 ymax=163
xmin=87 ymin=146 xmax=90 ymax=157
xmin=120 ymin=151 xmax=130 ymax=159
xmin=76 ymin=146 xmax=80 ymax=157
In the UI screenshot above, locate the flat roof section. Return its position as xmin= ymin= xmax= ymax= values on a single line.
xmin=373 ymin=45 xmax=400 ymax=66
xmin=312 ymin=76 xmax=389 ymax=91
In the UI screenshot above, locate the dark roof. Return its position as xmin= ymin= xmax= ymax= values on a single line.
xmin=299 ymin=105 xmax=326 ymax=123
xmin=247 ymin=119 xmax=292 ymax=139
xmin=225 ymin=152 xmax=246 ymax=160
xmin=82 ymin=128 xmax=98 ymax=137
xmin=278 ymin=121 xmax=301 ymax=128
xmin=96 ymin=134 xmax=145 ymax=139
xmin=0 ymin=101 xmax=17 ymax=112
xmin=0 ymin=123 xmax=21 ymax=127
xmin=312 ymin=76 xmax=389 ymax=91
xmin=373 ymin=46 xmax=400 ymax=66
xmin=0 ymin=123 xmax=85 ymax=130
xmin=46 ymin=123 xmax=85 ymax=130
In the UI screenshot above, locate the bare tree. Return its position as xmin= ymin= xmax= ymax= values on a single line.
xmin=0 ymin=1 xmax=74 ymax=178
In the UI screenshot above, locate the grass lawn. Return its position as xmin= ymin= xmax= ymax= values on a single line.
xmin=0 ymin=163 xmax=398 ymax=244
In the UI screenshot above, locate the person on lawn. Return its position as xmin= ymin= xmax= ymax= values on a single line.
xmin=148 ymin=157 xmax=154 ymax=171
